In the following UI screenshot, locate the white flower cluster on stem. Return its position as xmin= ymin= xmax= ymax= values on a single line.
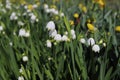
xmin=19 ymin=28 xmax=30 ymax=37
xmin=46 ymin=21 xmax=69 ymax=48
xmin=10 ymin=12 xmax=18 ymax=20
xmin=87 ymin=38 xmax=100 ymax=53
xmin=71 ymin=29 xmax=76 ymax=39
xmin=43 ymin=4 xmax=64 ymax=17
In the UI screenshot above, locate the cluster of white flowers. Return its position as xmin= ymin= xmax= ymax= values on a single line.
xmin=61 ymin=35 xmax=69 ymax=41
xmin=30 ymin=14 xmax=38 ymax=23
xmin=46 ymin=21 xmax=69 ymax=48
xmin=18 ymin=76 xmax=24 ymax=80
xmin=22 ymin=5 xmax=38 ymax=23
xmin=54 ymin=34 xmax=62 ymax=41
xmin=6 ymin=0 xmax=11 ymax=9
xmin=87 ymin=38 xmax=100 ymax=53
xmin=80 ymin=37 xmax=100 ymax=53
xmin=10 ymin=12 xmax=18 ymax=20
xmin=43 ymin=4 xmax=64 ymax=17
xmin=71 ymin=29 xmax=76 ymax=39
xmin=19 ymin=28 xmax=30 ymax=37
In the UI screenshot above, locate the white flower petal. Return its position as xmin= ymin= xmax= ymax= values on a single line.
xmin=46 ymin=40 xmax=52 ymax=48
xmin=46 ymin=21 xmax=55 ymax=31
xmin=92 ymin=44 xmax=100 ymax=53
xmin=80 ymin=38 xmax=86 ymax=44
xmin=22 ymin=56 xmax=28 ymax=62
xmin=54 ymin=34 xmax=62 ymax=41
xmin=87 ymin=38 xmax=95 ymax=46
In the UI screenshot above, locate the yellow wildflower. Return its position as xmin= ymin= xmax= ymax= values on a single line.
xmin=82 ymin=6 xmax=87 ymax=13
xmin=87 ymin=23 xmax=95 ymax=31
xmin=98 ymin=0 xmax=105 ymax=8
xmin=78 ymin=3 xmax=87 ymax=13
xmin=28 ymin=4 xmax=33 ymax=11
xmin=69 ymin=20 xmax=74 ymax=26
xmin=115 ymin=26 xmax=120 ymax=32
xmin=93 ymin=0 xmax=105 ymax=8
xmin=73 ymin=13 xmax=79 ymax=18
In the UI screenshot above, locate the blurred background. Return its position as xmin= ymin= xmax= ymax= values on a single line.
xmin=106 ymin=0 xmax=120 ymax=9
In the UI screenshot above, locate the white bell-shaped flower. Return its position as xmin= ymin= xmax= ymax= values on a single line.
xmin=92 ymin=44 xmax=100 ymax=53
xmin=46 ymin=21 xmax=55 ymax=31
xmin=54 ymin=34 xmax=62 ymax=41
xmin=46 ymin=40 xmax=52 ymax=48
xmin=80 ymin=38 xmax=86 ymax=44
xmin=87 ymin=38 xmax=95 ymax=46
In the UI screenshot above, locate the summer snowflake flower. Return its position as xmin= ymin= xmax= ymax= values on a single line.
xmin=18 ymin=76 xmax=24 ymax=80
xmin=46 ymin=40 xmax=52 ymax=48
xmin=71 ymin=29 xmax=75 ymax=35
xmin=60 ymin=12 xmax=64 ymax=17
xmin=64 ymin=31 xmax=68 ymax=35
xmin=80 ymin=38 xmax=86 ymax=44
xmin=62 ymin=35 xmax=68 ymax=41
xmin=87 ymin=38 xmax=95 ymax=46
xmin=10 ymin=12 xmax=18 ymax=20
xmin=22 ymin=56 xmax=28 ymax=62
xmin=30 ymin=14 xmax=37 ymax=23
xmin=92 ymin=44 xmax=100 ymax=53
xmin=19 ymin=68 xmax=23 ymax=73
xmin=103 ymin=43 xmax=106 ymax=47
xmin=19 ymin=29 xmax=30 ymax=37
xmin=46 ymin=21 xmax=55 ymax=31
xmin=53 ymin=10 xmax=59 ymax=15
xmin=54 ymin=34 xmax=62 ymax=41
xmin=9 ymin=42 xmax=13 ymax=46
xmin=0 ymin=26 xmax=3 ymax=31
xmin=72 ymin=34 xmax=76 ymax=39
xmin=49 ymin=8 xmax=56 ymax=13
xmin=49 ymin=29 xmax=57 ymax=38
xmin=45 ymin=9 xmax=50 ymax=13
xmin=18 ymin=21 xmax=24 ymax=26
xmin=19 ymin=29 xmax=26 ymax=37
xmin=25 ymin=31 xmax=30 ymax=37
xmin=70 ymin=29 xmax=76 ymax=39
xmin=33 ymin=4 xmax=38 ymax=8
xmin=44 ymin=4 xmax=49 ymax=9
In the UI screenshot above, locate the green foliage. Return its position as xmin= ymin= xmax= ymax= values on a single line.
xmin=0 ymin=0 xmax=120 ymax=80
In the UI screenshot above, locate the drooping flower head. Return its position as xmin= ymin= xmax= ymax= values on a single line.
xmin=92 ymin=44 xmax=100 ymax=53
xmin=46 ymin=21 xmax=55 ymax=31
